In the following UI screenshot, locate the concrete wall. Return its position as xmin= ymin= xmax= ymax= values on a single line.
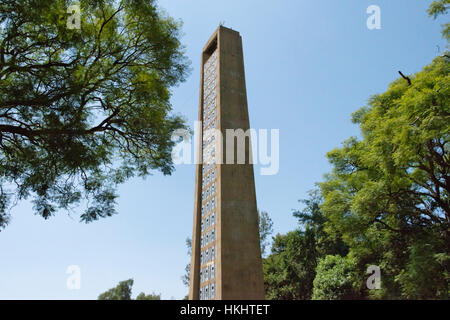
xmin=218 ymin=27 xmax=265 ymax=300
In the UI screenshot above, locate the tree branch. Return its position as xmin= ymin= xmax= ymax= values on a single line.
xmin=398 ymin=70 xmax=412 ymax=86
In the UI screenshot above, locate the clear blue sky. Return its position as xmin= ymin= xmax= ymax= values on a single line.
xmin=0 ymin=0 xmax=447 ymax=299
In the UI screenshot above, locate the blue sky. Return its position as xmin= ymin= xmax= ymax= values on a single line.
xmin=0 ymin=0 xmax=447 ymax=299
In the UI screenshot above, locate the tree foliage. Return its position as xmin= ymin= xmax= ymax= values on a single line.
xmin=264 ymin=3 xmax=449 ymax=299
xmin=320 ymin=54 xmax=449 ymax=299
xmin=263 ymin=230 xmax=317 ymax=300
xmin=182 ymin=237 xmax=191 ymax=288
xmin=136 ymin=292 xmax=161 ymax=300
xmin=312 ymin=255 xmax=361 ymax=300
xmin=98 ymin=279 xmax=134 ymax=300
xmin=98 ymin=278 xmax=160 ymax=300
xmin=0 ymin=0 xmax=189 ymax=228
xmin=263 ymin=191 xmax=347 ymax=300
xmin=258 ymin=210 xmax=274 ymax=257
xmin=428 ymin=0 xmax=450 ymax=41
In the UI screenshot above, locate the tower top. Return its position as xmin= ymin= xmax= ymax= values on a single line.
xmin=202 ymin=25 xmax=241 ymax=52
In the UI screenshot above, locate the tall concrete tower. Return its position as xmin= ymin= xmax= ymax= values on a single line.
xmin=189 ymin=26 xmax=265 ymax=300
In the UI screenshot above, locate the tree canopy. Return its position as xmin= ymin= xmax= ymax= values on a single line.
xmin=263 ymin=2 xmax=449 ymax=300
xmin=98 ymin=278 xmax=160 ymax=300
xmin=312 ymin=255 xmax=361 ymax=300
xmin=98 ymin=279 xmax=134 ymax=300
xmin=264 ymin=53 xmax=449 ymax=301
xmin=0 ymin=0 xmax=189 ymax=229
xmin=264 ymin=55 xmax=450 ymax=299
xmin=263 ymin=191 xmax=347 ymax=300
xmin=428 ymin=0 xmax=450 ymax=41
xmin=320 ymin=53 xmax=449 ymax=299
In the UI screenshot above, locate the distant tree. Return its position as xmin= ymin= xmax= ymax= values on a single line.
xmin=98 ymin=278 xmax=160 ymax=300
xmin=181 ymin=237 xmax=191 ymax=288
xmin=293 ymin=190 xmax=347 ymax=257
xmin=264 ymin=230 xmax=316 ymax=300
xmin=136 ymin=292 xmax=161 ymax=300
xmin=98 ymin=279 xmax=134 ymax=300
xmin=258 ymin=210 xmax=274 ymax=257
xmin=0 ymin=0 xmax=190 ymax=229
xmin=263 ymin=191 xmax=347 ymax=300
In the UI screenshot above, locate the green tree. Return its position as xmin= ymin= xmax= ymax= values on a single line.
xmin=258 ymin=210 xmax=274 ymax=257
xmin=316 ymin=2 xmax=450 ymax=300
xmin=136 ymin=292 xmax=161 ymax=300
xmin=98 ymin=279 xmax=134 ymax=300
xmin=428 ymin=0 xmax=450 ymax=41
xmin=263 ymin=191 xmax=347 ymax=300
xmin=320 ymin=54 xmax=449 ymax=299
xmin=312 ymin=255 xmax=361 ymax=300
xmin=181 ymin=237 xmax=191 ymax=288
xmin=263 ymin=230 xmax=317 ymax=300
xmin=98 ymin=278 xmax=161 ymax=300
xmin=0 ymin=0 xmax=190 ymax=229
xmin=265 ymin=1 xmax=449 ymax=300
xmin=293 ymin=190 xmax=347 ymax=257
